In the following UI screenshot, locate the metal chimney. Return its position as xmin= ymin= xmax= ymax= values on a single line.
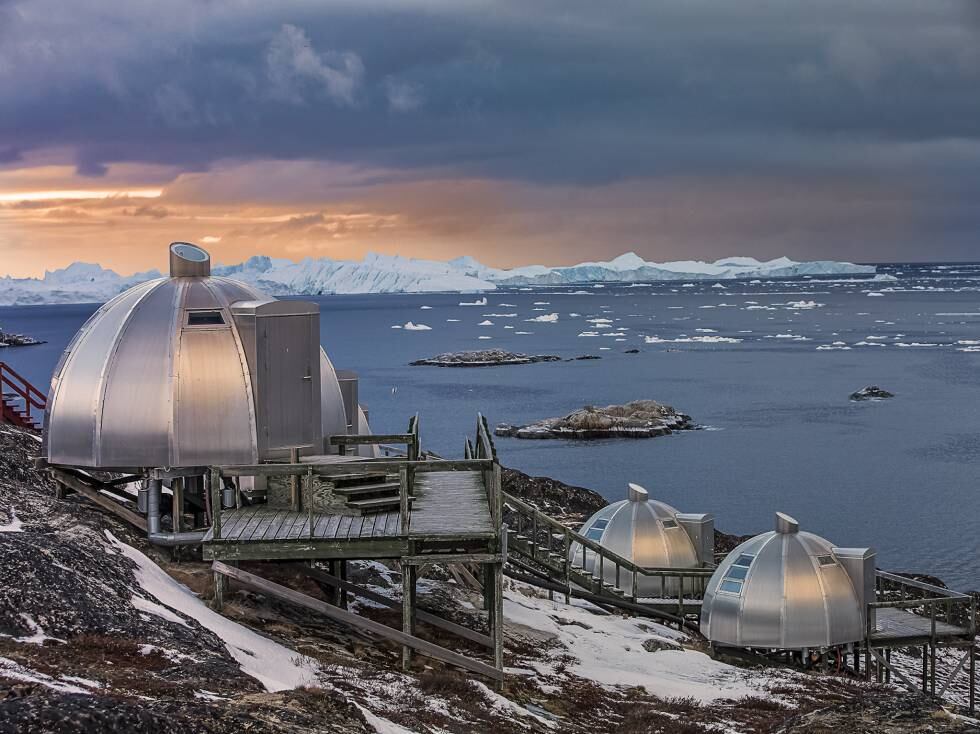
xmin=169 ymin=241 xmax=211 ymax=277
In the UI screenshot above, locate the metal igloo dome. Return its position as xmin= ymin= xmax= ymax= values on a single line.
xmin=44 ymin=242 xmax=357 ymax=469
xmin=571 ymin=483 xmax=713 ymax=597
xmin=701 ymin=512 xmax=874 ymax=651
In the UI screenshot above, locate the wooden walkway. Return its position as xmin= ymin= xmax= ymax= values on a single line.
xmin=871 ymin=607 xmax=971 ymax=644
xmin=203 ymin=507 xmax=403 ymax=543
xmin=409 ymin=471 xmax=493 ymax=538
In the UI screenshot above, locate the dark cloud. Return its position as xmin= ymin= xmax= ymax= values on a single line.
xmin=1 ymin=0 xmax=979 ymax=260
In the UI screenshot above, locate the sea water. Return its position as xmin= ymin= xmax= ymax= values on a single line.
xmin=3 ymin=263 xmax=980 ymax=588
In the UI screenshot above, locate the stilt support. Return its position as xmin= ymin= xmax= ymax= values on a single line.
xmin=402 ymin=564 xmax=417 ymax=671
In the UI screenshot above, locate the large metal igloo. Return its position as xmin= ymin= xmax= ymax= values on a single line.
xmin=44 ymin=242 xmax=361 ymax=469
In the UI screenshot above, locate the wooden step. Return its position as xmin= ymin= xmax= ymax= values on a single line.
xmin=331 ymin=472 xmax=389 ymax=487
xmin=345 ymin=495 xmax=415 ymax=512
xmin=333 ymin=481 xmax=400 ymax=497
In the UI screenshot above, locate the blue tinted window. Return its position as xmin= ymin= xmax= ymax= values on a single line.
xmin=726 ymin=565 xmax=748 ymax=581
xmin=719 ymin=580 xmax=742 ymax=593
xmin=585 ymin=527 xmax=604 ymax=541
xmin=734 ymin=554 xmax=754 ymax=567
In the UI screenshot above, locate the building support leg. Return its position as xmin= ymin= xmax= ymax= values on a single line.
xmin=885 ymin=648 xmax=891 ymax=683
xmin=930 ymin=644 xmax=936 ymax=696
xmin=922 ymin=645 xmax=928 ymax=693
xmin=172 ymin=478 xmax=183 ymax=533
xmin=401 ymin=564 xmax=416 ymax=671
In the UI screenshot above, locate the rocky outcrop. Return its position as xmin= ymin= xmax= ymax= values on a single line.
xmin=411 ymin=350 xmax=560 ymax=367
xmin=850 ymin=385 xmax=895 ymax=401
xmin=0 ymin=329 xmax=44 ymax=347
xmin=495 ymin=400 xmax=695 ymax=439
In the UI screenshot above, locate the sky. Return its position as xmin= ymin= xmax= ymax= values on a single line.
xmin=1 ymin=0 xmax=979 ymax=278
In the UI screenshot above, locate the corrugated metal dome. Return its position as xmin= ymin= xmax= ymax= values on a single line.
xmin=701 ymin=513 xmax=866 ymax=650
xmin=44 ymin=242 xmax=352 ymax=469
xmin=572 ymin=483 xmax=703 ymax=596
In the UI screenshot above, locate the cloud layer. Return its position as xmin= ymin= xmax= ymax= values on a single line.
xmin=1 ymin=1 xmax=978 ymax=274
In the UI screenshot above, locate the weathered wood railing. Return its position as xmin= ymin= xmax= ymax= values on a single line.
xmin=473 ymin=413 xmax=502 ymax=529
xmin=871 ymin=570 xmax=976 ymax=639
xmin=330 ymin=413 xmax=420 ymax=460
xmin=502 ymin=491 xmax=714 ymax=612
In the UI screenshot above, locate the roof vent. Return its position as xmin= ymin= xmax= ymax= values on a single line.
xmin=775 ymin=512 xmax=799 ymax=534
xmin=169 ymin=242 xmax=211 ymax=277
xmin=627 ymin=483 xmax=649 ymax=502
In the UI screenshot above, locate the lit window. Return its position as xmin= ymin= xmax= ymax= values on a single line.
xmin=187 ymin=310 xmax=225 ymax=326
xmin=718 ymin=554 xmax=754 ymax=595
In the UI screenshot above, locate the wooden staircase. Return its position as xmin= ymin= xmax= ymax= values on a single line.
xmin=331 ymin=472 xmax=410 ymax=514
xmin=501 ymin=490 xmax=714 ymax=614
xmin=0 ymin=362 xmax=46 ymax=430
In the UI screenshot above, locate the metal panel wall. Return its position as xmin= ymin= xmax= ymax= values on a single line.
xmin=99 ymin=281 xmax=179 ymax=466
xmin=46 ymin=280 xmax=163 ymax=466
xmin=254 ymin=311 xmax=321 ymax=455
xmin=174 ymin=328 xmax=256 ymax=466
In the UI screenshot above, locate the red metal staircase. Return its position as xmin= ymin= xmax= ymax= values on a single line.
xmin=0 ymin=362 xmax=46 ymax=430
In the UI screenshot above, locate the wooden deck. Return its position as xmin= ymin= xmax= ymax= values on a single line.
xmin=870 ymin=607 xmax=972 ymax=644
xmin=202 ymin=469 xmax=496 ymax=561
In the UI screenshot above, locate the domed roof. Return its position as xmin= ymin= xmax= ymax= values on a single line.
xmin=701 ymin=513 xmax=865 ymax=649
xmin=573 ymin=483 xmax=702 ymax=596
xmin=44 ymin=242 xmax=351 ymax=469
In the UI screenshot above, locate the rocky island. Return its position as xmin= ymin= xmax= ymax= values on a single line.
xmin=495 ymin=399 xmax=695 ymax=439
xmin=850 ymin=385 xmax=895 ymax=401
xmin=411 ymin=349 xmax=561 ymax=366
xmin=0 ymin=327 xmax=44 ymax=348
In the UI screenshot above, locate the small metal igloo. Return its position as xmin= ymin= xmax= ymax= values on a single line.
xmin=701 ymin=512 xmax=875 ymax=651
xmin=571 ymin=483 xmax=714 ymax=597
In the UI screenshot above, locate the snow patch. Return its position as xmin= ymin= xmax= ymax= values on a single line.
xmin=106 ymin=532 xmax=318 ymax=692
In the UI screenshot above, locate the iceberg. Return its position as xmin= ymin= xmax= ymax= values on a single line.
xmin=0 ymin=250 xmax=878 ymax=305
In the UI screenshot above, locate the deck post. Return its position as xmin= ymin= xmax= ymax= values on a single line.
xmin=339 ymin=560 xmax=348 ymax=610
xmin=922 ymin=645 xmax=928 ymax=692
xmin=491 ymin=562 xmax=504 ymax=684
xmin=885 ymin=648 xmax=891 ymax=683
xmin=399 ymin=466 xmax=410 ymax=533
xmin=209 ymin=469 xmax=222 ymax=539
xmin=402 ymin=563 xmax=417 ymax=671
xmin=213 ymin=571 xmax=225 ymax=611
xmin=930 ymin=643 xmax=936 ymax=696
xmin=289 ymin=448 xmax=300 ymax=511
xmin=970 ymin=644 xmax=975 ymax=715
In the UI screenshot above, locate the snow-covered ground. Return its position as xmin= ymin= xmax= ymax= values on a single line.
xmin=0 ymin=252 xmax=876 ymax=305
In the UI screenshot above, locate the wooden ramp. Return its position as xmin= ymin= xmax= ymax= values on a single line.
xmin=409 ymin=470 xmax=494 ymax=539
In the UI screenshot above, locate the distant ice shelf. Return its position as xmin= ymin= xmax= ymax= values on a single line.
xmin=0 ymin=251 xmax=877 ymax=305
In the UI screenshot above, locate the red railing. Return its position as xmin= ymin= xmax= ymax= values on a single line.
xmin=0 ymin=361 xmax=47 ymax=427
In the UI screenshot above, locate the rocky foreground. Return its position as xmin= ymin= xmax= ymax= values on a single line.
xmin=0 ymin=424 xmax=975 ymax=733
xmin=496 ymin=400 xmax=695 ymax=440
